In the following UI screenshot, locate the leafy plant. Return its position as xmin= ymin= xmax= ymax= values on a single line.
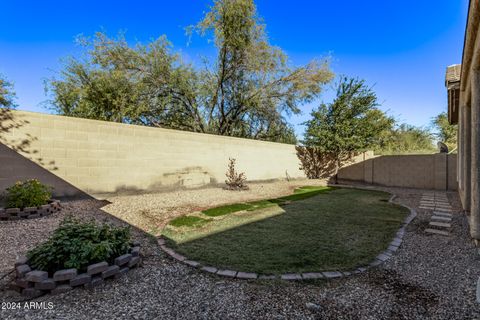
xmin=4 ymin=179 xmax=52 ymax=208
xmin=224 ymin=158 xmax=248 ymax=190
xmin=27 ymin=217 xmax=131 ymax=274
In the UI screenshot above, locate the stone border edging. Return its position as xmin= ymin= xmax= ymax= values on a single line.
xmin=13 ymin=243 xmax=142 ymax=297
xmin=0 ymin=200 xmax=61 ymax=221
xmin=157 ymin=187 xmax=417 ymax=281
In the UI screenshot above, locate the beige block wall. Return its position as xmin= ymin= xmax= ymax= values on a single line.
xmin=338 ymin=154 xmax=458 ymax=191
xmin=0 ymin=111 xmax=305 ymax=196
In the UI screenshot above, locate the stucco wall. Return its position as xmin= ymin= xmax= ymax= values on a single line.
xmin=0 ymin=111 xmax=305 ymax=197
xmin=338 ymin=153 xmax=458 ymax=191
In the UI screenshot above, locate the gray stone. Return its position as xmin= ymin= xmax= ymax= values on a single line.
xmin=425 ymin=228 xmax=450 ymax=236
xmin=356 ymin=267 xmax=367 ymax=273
xmin=184 ymin=260 xmax=200 ymax=268
xmin=16 ymin=264 xmax=31 ymax=278
xmin=114 ymin=267 xmax=129 ymax=279
xmin=157 ymin=238 xmax=166 ymax=245
xmin=431 ymin=215 xmax=452 ymax=222
xmin=35 ymin=279 xmax=56 ymax=290
xmin=169 ymin=252 xmax=186 ymax=261
xmin=128 ymin=256 xmax=141 ymax=268
xmin=27 ymin=213 xmax=40 ymax=219
xmin=236 ymin=272 xmax=258 ymax=279
xmin=391 ymin=238 xmax=402 ymax=247
xmin=306 ymin=302 xmax=322 ymax=311
xmin=51 ymin=284 xmax=72 ymax=295
xmin=25 ymin=270 xmax=48 ymax=282
xmin=53 ymin=268 xmax=77 ymax=281
xmin=376 ymin=253 xmax=391 ymax=262
xmin=85 ymin=276 xmax=104 ymax=289
xmin=70 ymin=273 xmax=91 ymax=287
xmin=22 ymin=288 xmax=43 ymax=298
xmin=102 ymin=265 xmax=120 ymax=279
xmin=15 ymin=278 xmax=32 ymax=289
xmin=114 ymin=253 xmax=132 ymax=266
xmin=322 ymin=271 xmax=343 ymax=278
xmin=6 ymin=208 xmax=19 ymax=214
xmin=387 ymin=245 xmax=399 ymax=252
xmin=433 ymin=211 xmax=453 ymax=217
xmin=18 ymin=211 xmax=30 ymax=218
xmin=302 ymin=272 xmax=324 ymax=279
xmin=87 ymin=261 xmax=109 ymax=275
xmin=216 ymin=270 xmax=237 ymax=277
xmin=201 ymin=266 xmax=218 ymax=273
xmin=369 ymin=259 xmax=383 ymax=267
xmin=429 ymin=221 xmax=451 ymax=228
xmin=131 ymin=246 xmax=141 ymax=257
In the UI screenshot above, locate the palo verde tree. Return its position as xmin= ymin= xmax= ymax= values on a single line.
xmin=302 ymin=76 xmax=394 ymax=181
xmin=47 ymin=0 xmax=333 ymax=144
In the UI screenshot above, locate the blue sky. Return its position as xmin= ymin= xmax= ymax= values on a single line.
xmin=0 ymin=0 xmax=469 ymax=137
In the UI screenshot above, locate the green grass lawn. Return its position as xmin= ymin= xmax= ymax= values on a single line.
xmin=163 ymin=187 xmax=408 ymax=274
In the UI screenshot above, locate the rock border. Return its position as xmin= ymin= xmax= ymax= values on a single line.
xmin=13 ymin=243 xmax=141 ymax=297
xmin=0 ymin=200 xmax=61 ymax=221
xmin=157 ymin=188 xmax=417 ymax=281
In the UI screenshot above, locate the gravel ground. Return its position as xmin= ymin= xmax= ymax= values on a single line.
xmin=0 ymin=182 xmax=479 ymax=319
xmin=101 ymin=179 xmax=326 ymax=233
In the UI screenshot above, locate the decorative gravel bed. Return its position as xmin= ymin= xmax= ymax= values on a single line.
xmin=0 ymin=200 xmax=61 ymax=221
xmin=0 ymin=182 xmax=479 ymax=319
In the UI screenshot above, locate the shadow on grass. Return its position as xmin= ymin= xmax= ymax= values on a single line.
xmin=164 ymin=188 xmax=409 ymax=275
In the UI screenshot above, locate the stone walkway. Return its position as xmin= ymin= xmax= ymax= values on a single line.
xmin=420 ymin=192 xmax=454 ymax=236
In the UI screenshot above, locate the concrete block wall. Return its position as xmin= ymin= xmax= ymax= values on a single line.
xmin=0 ymin=111 xmax=305 ymax=197
xmin=338 ymin=153 xmax=458 ymax=191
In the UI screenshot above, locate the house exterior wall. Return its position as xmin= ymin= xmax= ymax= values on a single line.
xmin=447 ymin=0 xmax=480 ymax=240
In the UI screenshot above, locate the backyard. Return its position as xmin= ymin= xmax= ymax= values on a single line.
xmin=163 ymin=187 xmax=408 ymax=274
xmin=0 ymin=181 xmax=478 ymax=319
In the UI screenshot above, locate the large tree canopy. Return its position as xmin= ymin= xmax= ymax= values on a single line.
xmin=302 ymin=77 xmax=394 ymax=178
xmin=47 ymin=0 xmax=332 ymax=143
xmin=375 ymin=123 xmax=434 ymax=154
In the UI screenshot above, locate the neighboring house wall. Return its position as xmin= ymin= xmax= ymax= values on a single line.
xmin=0 ymin=111 xmax=306 ymax=197
xmin=338 ymin=154 xmax=457 ymax=191
xmin=447 ymin=0 xmax=480 ymax=240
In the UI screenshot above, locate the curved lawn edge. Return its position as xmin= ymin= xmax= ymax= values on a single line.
xmin=157 ymin=187 xmax=417 ymax=281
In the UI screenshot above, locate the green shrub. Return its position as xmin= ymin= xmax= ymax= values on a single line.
xmin=4 ymin=179 xmax=52 ymax=208
xmin=27 ymin=217 xmax=131 ymax=274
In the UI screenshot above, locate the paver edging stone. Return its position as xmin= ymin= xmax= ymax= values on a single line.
xmin=13 ymin=243 xmax=141 ymax=297
xmin=0 ymin=200 xmax=61 ymax=221
xmin=158 ymin=186 xmax=417 ymax=281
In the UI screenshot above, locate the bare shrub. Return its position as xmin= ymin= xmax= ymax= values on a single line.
xmin=224 ymin=158 xmax=248 ymax=190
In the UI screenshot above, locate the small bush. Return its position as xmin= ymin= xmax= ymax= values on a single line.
xmin=4 ymin=179 xmax=52 ymax=208
xmin=225 ymin=158 xmax=248 ymax=190
xmin=27 ymin=217 xmax=131 ymax=274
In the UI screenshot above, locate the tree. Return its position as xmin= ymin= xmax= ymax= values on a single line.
xmin=47 ymin=0 xmax=333 ymax=144
xmin=432 ymin=112 xmax=457 ymax=151
xmin=375 ymin=123 xmax=434 ymax=154
xmin=0 ymin=74 xmax=16 ymax=108
xmin=302 ymin=76 xmax=394 ymax=181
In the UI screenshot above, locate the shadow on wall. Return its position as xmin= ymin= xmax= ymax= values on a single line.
xmin=0 ymin=143 xmax=92 ymax=200
xmin=0 ymin=108 xmax=91 ymax=200
xmin=336 ymin=154 xmax=458 ymax=191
